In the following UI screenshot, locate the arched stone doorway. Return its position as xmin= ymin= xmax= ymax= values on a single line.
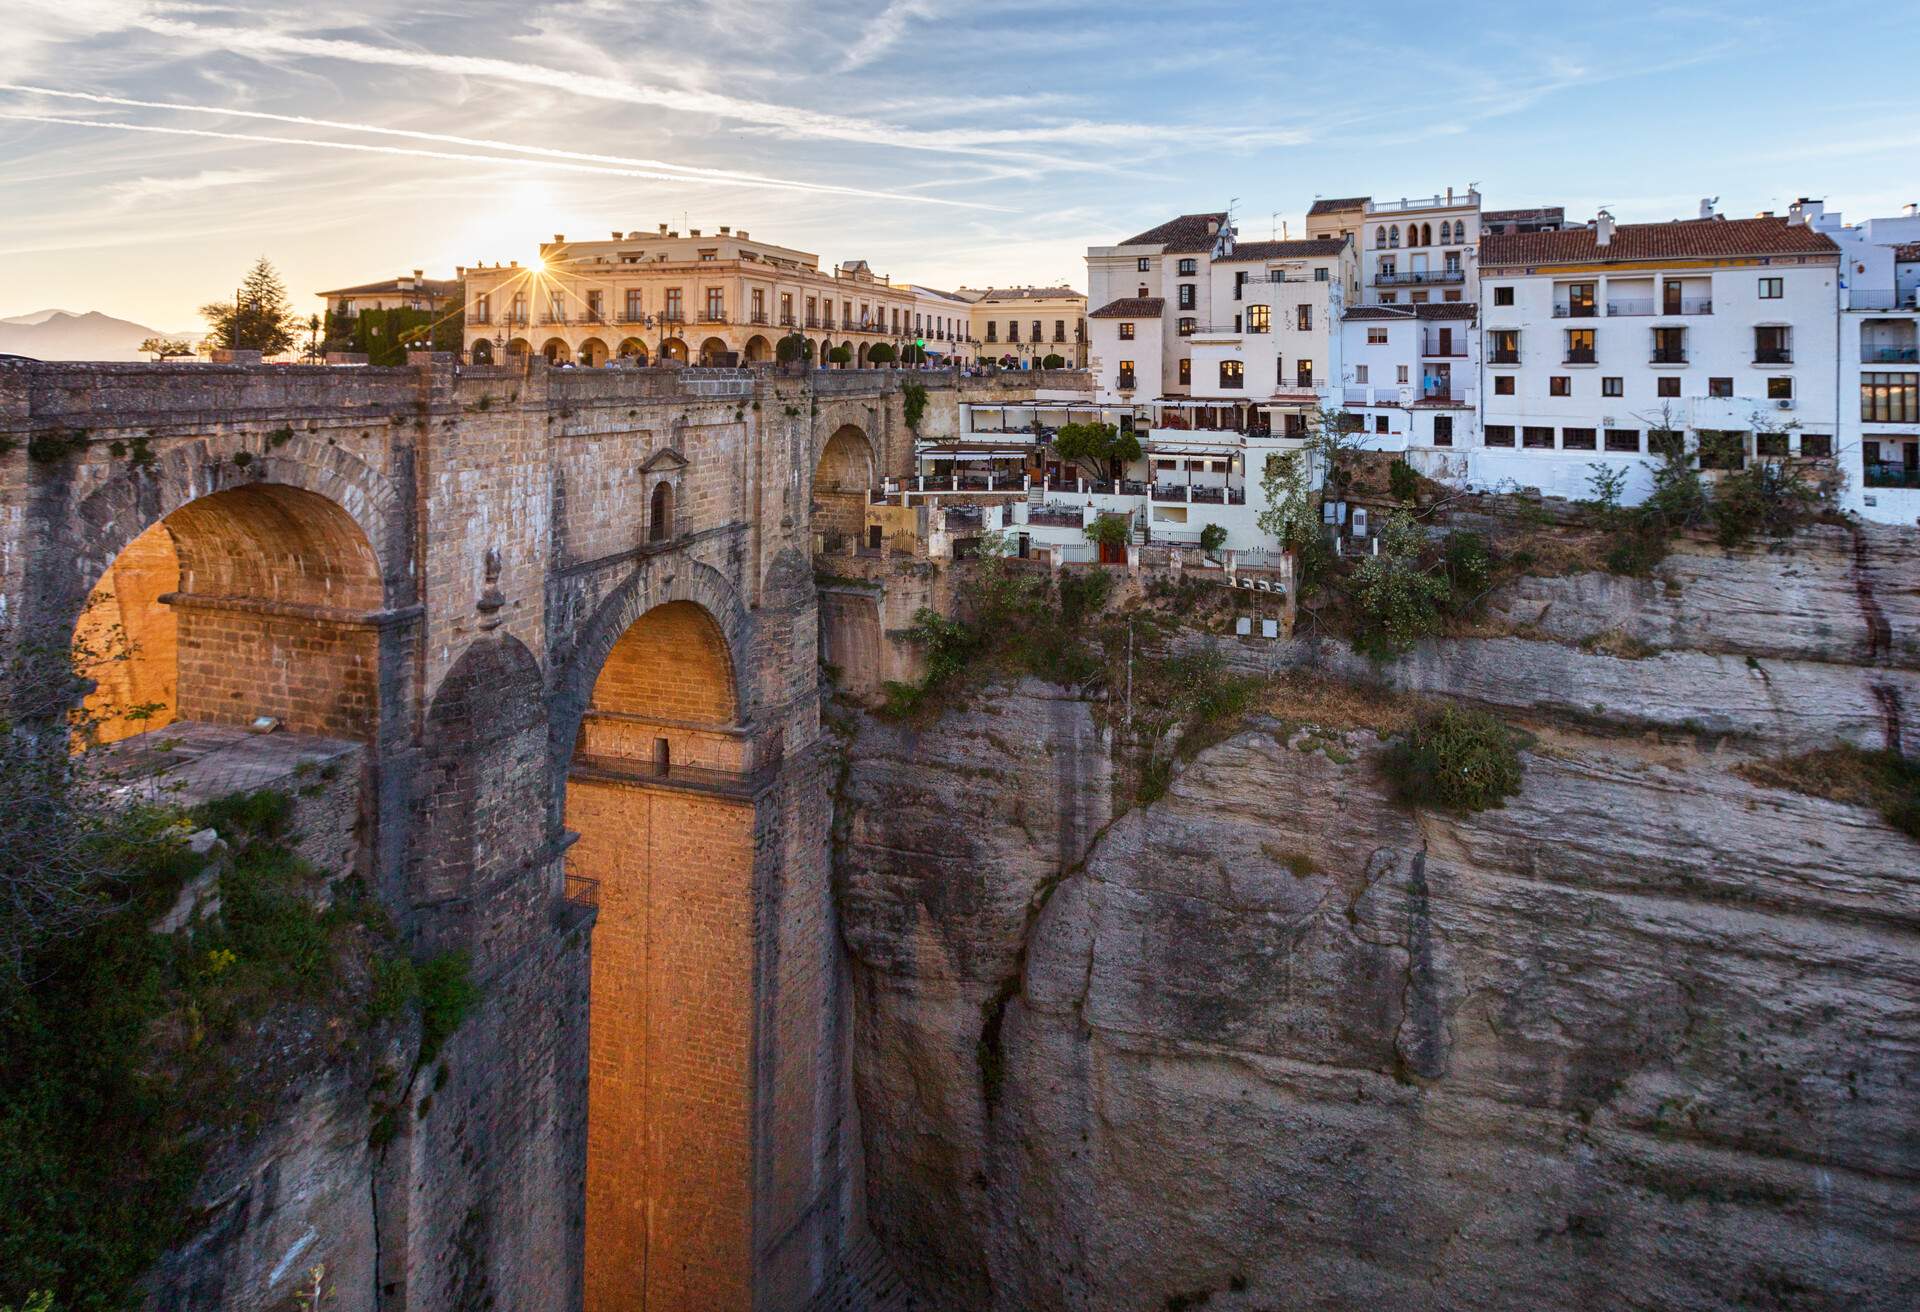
xmin=565 ymin=598 xmax=756 ymax=1312
xmin=811 ymin=424 xmax=874 ymax=551
xmin=617 ymin=337 xmax=649 ymax=363
xmin=855 ymin=342 xmax=869 ymax=367
xmin=698 ymin=336 xmax=729 ymax=366
xmin=659 ymin=337 xmax=688 ymax=364
xmin=741 ymin=334 xmax=771 ymax=364
xmin=543 ymin=337 xmax=573 ymax=365
xmin=578 ymin=337 xmax=610 ymax=368
xmin=469 ymin=337 xmax=495 ymax=364
xmin=77 ymin=483 xmax=384 ymax=747
xmin=649 ymin=481 xmax=674 ymax=542
xmin=506 ymin=337 xmax=532 ymax=360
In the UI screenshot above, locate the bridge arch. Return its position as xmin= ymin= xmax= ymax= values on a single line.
xmin=560 ymin=579 xmax=759 ymax=1311
xmin=811 ymin=423 xmax=875 ymax=548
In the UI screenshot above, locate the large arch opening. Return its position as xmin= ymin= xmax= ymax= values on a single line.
xmin=659 ymin=336 xmax=688 ymax=364
xmin=698 ymin=336 xmax=729 ymax=366
xmin=543 ymin=337 xmax=573 ymax=365
xmin=566 ymin=599 xmax=756 ymax=1312
xmin=617 ymin=337 xmax=650 ymax=364
xmin=578 ymin=336 xmax=610 ymax=367
xmin=811 ymin=424 xmax=874 ymax=551
xmin=741 ymin=334 xmax=771 ymax=364
xmin=78 ymin=483 xmax=383 ymax=747
xmin=468 ymin=337 xmax=495 ymax=364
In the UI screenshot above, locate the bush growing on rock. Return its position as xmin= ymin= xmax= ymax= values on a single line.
xmin=1388 ymin=459 xmax=1419 ymax=504
xmin=1349 ymin=512 xmax=1449 ymax=659
xmin=1381 ymin=705 xmax=1525 ymax=812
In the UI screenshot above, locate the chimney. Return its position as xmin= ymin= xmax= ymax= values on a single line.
xmin=738 ymin=230 xmax=748 ymax=239
xmin=659 ymin=223 xmax=668 ymax=235
xmin=413 ymin=268 xmax=423 ymax=278
xmin=1595 ymin=209 xmax=1615 ymax=247
xmin=719 ymin=225 xmax=731 ymax=235
xmin=554 ymin=233 xmax=565 ymax=243
xmin=612 ymin=231 xmax=621 ymax=239
xmin=1698 ymin=197 xmax=1718 ymax=219
xmin=1206 ymin=218 xmax=1220 ymax=236
xmin=690 ymin=228 xmax=701 ymax=237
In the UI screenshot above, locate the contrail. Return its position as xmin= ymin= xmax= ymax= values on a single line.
xmin=0 ymin=83 xmax=958 ymax=200
xmin=0 ymin=112 xmax=1000 ymax=209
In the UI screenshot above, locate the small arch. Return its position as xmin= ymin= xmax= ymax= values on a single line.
xmin=542 ymin=337 xmax=573 ymax=364
xmin=649 ymin=481 xmax=674 ymax=542
xmin=617 ymin=337 xmax=649 ymax=363
xmin=659 ymin=336 xmax=688 ymax=363
xmin=856 ymin=342 xmax=870 ymax=367
xmin=468 ymin=337 xmax=495 ymax=364
xmin=1376 ymin=226 xmax=1387 ymax=248
xmin=1389 ymin=225 xmax=1400 ymax=248
xmin=577 ymin=336 xmax=610 ymax=367
xmin=505 ymin=337 xmax=531 ymax=359
xmin=742 ymin=334 xmax=772 ymax=364
xmin=699 ymin=336 xmax=730 ymax=366
xmin=812 ymin=423 xmax=875 ymax=548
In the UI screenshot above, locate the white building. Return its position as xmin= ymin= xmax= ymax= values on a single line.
xmin=1306 ymin=189 xmax=1481 ymax=309
xmin=1338 ymin=303 xmax=1480 ymax=456
xmin=1791 ymin=199 xmax=1920 ymax=524
xmin=1086 ymin=212 xmax=1231 ymax=403
xmin=905 ymin=285 xmax=974 ymax=360
xmin=1473 ymin=210 xmax=1841 ymax=502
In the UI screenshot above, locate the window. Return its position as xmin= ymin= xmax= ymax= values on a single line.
xmin=1177 ymin=317 xmax=1196 ymax=336
xmin=1566 ymin=328 xmax=1595 ymax=363
xmin=1566 ymin=282 xmax=1597 ymax=317
xmin=1756 ymin=432 xmax=1789 ymax=457
xmin=1367 ymin=327 xmax=1388 ymax=345
xmin=1490 ymin=330 xmax=1520 ymax=364
xmin=1523 ymin=426 xmax=1555 ymax=449
xmin=1219 ymin=360 xmax=1244 ymax=388
xmin=1602 ymin=376 xmax=1623 ymax=397
xmin=1375 ymin=415 xmax=1390 ymax=434
xmin=1863 ymin=373 xmax=1919 ymax=422
xmin=1008 ymin=321 xmax=1020 ymax=342
xmin=1118 ymin=322 xmax=1135 ymax=340
xmin=548 ymin=291 xmax=566 ymax=321
xmin=1439 ymin=220 xmax=1452 ymax=244
xmin=1397 ymin=365 xmax=1409 ymax=384
xmin=1698 ymin=430 xmax=1746 ymax=470
xmin=1550 ymin=376 xmax=1571 ymax=397
xmin=1410 ymin=292 xmax=1428 ymax=304
xmin=1485 ymin=424 xmax=1516 ymax=447
xmin=1375 ymin=227 xmax=1388 ymax=248
xmin=1178 ymin=258 xmax=1197 ymax=276
xmin=1658 ymin=375 xmax=1681 ymax=398
xmin=705 ymin=287 xmax=725 ymax=320
xmin=1389 ymin=225 xmax=1400 ymax=247
xmin=1562 ymin=427 xmax=1597 ymax=450
xmin=1032 ymin=320 xmax=1042 ymax=343
xmin=1444 ymin=291 xmax=1462 ymax=302
xmin=1233 ymin=314 xmax=1242 ymax=333
xmin=1296 ymin=359 xmax=1314 ymax=387
xmin=1801 ymin=433 xmax=1833 ymax=458
xmin=1708 ymin=377 xmax=1733 ymax=398
xmin=1137 ymin=257 xmax=1151 ymax=272
xmin=1178 ymin=284 xmax=1196 ymax=310
xmin=1652 ymin=326 xmax=1686 ymax=363
xmin=750 ymin=288 xmax=765 ymax=322
xmin=1759 ymin=277 xmax=1783 ymax=299
xmin=1054 ymin=320 xmax=1066 ymax=341
xmin=1355 ymin=364 xmax=1369 ymax=383
xmin=1314 ymin=267 xmax=1329 ymax=282
xmin=699 ymin=249 xmax=717 ymax=261
xmin=1117 ymin=360 xmax=1136 ymax=388
xmin=1380 ymin=258 xmax=1397 ymax=278
xmin=1433 ymin=416 xmax=1453 ymax=446
xmin=1234 ymin=271 xmax=1248 ymax=300
xmin=1649 ymin=429 xmax=1685 ymax=457
xmin=1248 ymin=304 xmax=1271 ymax=333
xmin=664 ymin=288 xmax=683 ymax=321
xmin=986 ymin=321 xmax=998 ymax=341
xmin=1605 ymin=429 xmax=1640 ymax=452
xmin=1138 ymin=285 xmax=1149 ymax=298
xmin=1494 ymin=375 xmax=1515 ymax=395
xmin=587 ymin=290 xmax=605 ymax=321
xmin=1380 ymin=293 xmax=1397 ymax=304
xmin=1178 ymin=358 xmax=1191 ymax=385
xmin=1755 ymin=326 xmax=1791 ymax=364
xmin=1297 ymin=305 xmax=1312 ymax=331
xmin=1493 ymin=286 xmax=1515 ymax=306
xmin=473 ymin=292 xmax=490 ymax=324
xmin=1768 ymin=376 xmax=1794 ymax=400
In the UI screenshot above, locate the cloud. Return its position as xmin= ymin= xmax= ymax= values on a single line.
xmin=839 ymin=0 xmax=937 ymax=71
xmin=110 ymin=167 xmax=273 ymax=204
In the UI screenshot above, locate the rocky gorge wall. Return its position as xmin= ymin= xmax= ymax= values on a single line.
xmin=832 ymin=525 xmax=1920 ymax=1311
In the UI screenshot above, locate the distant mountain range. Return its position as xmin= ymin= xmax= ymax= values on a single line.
xmin=0 ymin=310 xmax=202 ymax=362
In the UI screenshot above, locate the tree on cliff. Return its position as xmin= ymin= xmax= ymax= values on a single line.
xmin=1051 ymin=421 xmax=1142 ymax=483
xmin=137 ymin=336 xmax=195 ymax=361
xmin=200 ymin=257 xmax=300 ymax=356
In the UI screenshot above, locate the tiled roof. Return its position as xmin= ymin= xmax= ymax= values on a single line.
xmin=1342 ymin=306 xmax=1413 ymax=321
xmin=1218 ymin=239 xmax=1347 ymax=262
xmin=1307 ymin=197 xmax=1369 ymax=216
xmin=1118 ymin=212 xmax=1229 ymax=252
xmin=317 ymin=277 xmax=460 ymax=298
xmin=1415 ymin=302 xmax=1478 ymax=320
xmin=1895 ymin=243 xmax=1920 ymax=262
xmin=1481 ymin=206 xmax=1565 ymax=225
xmin=1089 ymin=296 xmax=1164 ymax=319
xmin=1481 ymin=216 xmax=1839 ymax=266
xmin=973 ymin=286 xmax=1085 ymax=302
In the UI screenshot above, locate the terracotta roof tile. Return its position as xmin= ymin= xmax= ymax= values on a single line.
xmin=1481 ymin=206 xmax=1565 ymax=225
xmin=1218 ymin=239 xmax=1347 ymax=262
xmin=1341 ymin=306 xmax=1413 ymax=321
xmin=1415 ymin=302 xmax=1479 ymax=320
xmin=1481 ymin=216 xmax=1838 ymax=266
xmin=1118 ymin=212 xmax=1229 ymax=253
xmin=317 ymin=276 xmax=460 ymax=298
xmin=1307 ymin=197 xmax=1369 ymax=216
xmin=1089 ymin=296 xmax=1164 ymax=319
xmin=1895 ymin=243 xmax=1920 ymax=262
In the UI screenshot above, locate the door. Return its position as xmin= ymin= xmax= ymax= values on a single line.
xmin=1098 ymin=539 xmax=1126 ymax=564
xmin=867 ymin=525 xmax=882 ymax=550
xmin=1437 ymin=327 xmax=1453 ymax=355
xmin=1663 ymin=281 xmax=1682 ymax=315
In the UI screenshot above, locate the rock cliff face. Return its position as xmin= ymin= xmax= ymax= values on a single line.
xmin=835 ymin=530 xmax=1920 ymax=1311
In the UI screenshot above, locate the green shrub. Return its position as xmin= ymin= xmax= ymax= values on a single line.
xmin=1388 ymin=460 xmax=1419 ymax=504
xmin=901 ymin=380 xmax=928 ymax=433
xmin=1740 ymin=747 xmax=1920 ymax=842
xmin=416 ymin=951 xmax=478 ymax=1062
xmin=827 ymin=345 xmax=852 ymax=365
xmin=1442 ymin=531 xmax=1490 ymax=606
xmin=1198 ymin=523 xmax=1227 ymax=554
xmin=1349 ymin=512 xmax=1448 ymax=659
xmin=1381 ymin=706 xmax=1525 ymax=812
xmin=1708 ymin=461 xmax=1822 ymax=547
xmin=1058 ymin=568 xmax=1114 ymax=625
xmin=1041 ymin=353 xmax=1065 ymax=369
xmin=866 ymin=342 xmax=896 ymax=364
xmin=774 ymin=332 xmax=812 ymax=364
xmin=1085 ymin=515 xmax=1131 ymax=551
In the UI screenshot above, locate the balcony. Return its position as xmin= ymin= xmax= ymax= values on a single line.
xmin=1863 ymin=344 xmax=1920 ymax=364
xmin=805 ymin=316 xmax=820 ymax=329
xmin=749 ymin=311 xmax=769 ymax=325
xmin=1865 ymin=462 xmax=1920 ymax=489
xmin=1421 ymin=338 xmax=1467 ymax=356
xmin=1551 ymin=303 xmax=1600 ymax=319
xmin=699 ymin=310 xmax=729 ymax=324
xmin=470 ymin=314 xmax=491 ymax=326
xmin=1564 ymin=350 xmax=1597 ymax=365
xmin=1650 ymin=351 xmax=1688 ymax=365
xmin=1607 ymin=299 xmax=1654 ymax=317
xmin=1116 ymin=375 xmax=1137 ymax=392
xmin=1373 ymin=268 xmax=1466 ymax=287
xmin=660 ymin=311 xmax=687 ymax=325
xmin=1753 ymin=346 xmax=1792 ymax=365
xmin=1661 ymin=299 xmax=1713 ymax=315
xmin=1489 ymin=350 xmax=1521 ymax=365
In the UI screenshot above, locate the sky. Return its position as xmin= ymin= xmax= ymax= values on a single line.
xmin=2 ymin=0 xmax=1915 ymax=331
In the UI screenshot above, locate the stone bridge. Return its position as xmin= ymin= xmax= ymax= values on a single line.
xmin=0 ymin=357 xmax=1071 ymax=1312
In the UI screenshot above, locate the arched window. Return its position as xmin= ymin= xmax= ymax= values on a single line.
xmin=1389 ymin=225 xmax=1400 ymax=248
xmin=1439 ymin=220 xmax=1452 ymax=244
xmin=650 ymin=481 xmax=674 ymax=542
xmin=1375 ymin=227 xmax=1387 ymax=248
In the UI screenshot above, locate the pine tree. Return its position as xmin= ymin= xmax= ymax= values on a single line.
xmin=200 ymin=256 xmax=300 ymax=356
